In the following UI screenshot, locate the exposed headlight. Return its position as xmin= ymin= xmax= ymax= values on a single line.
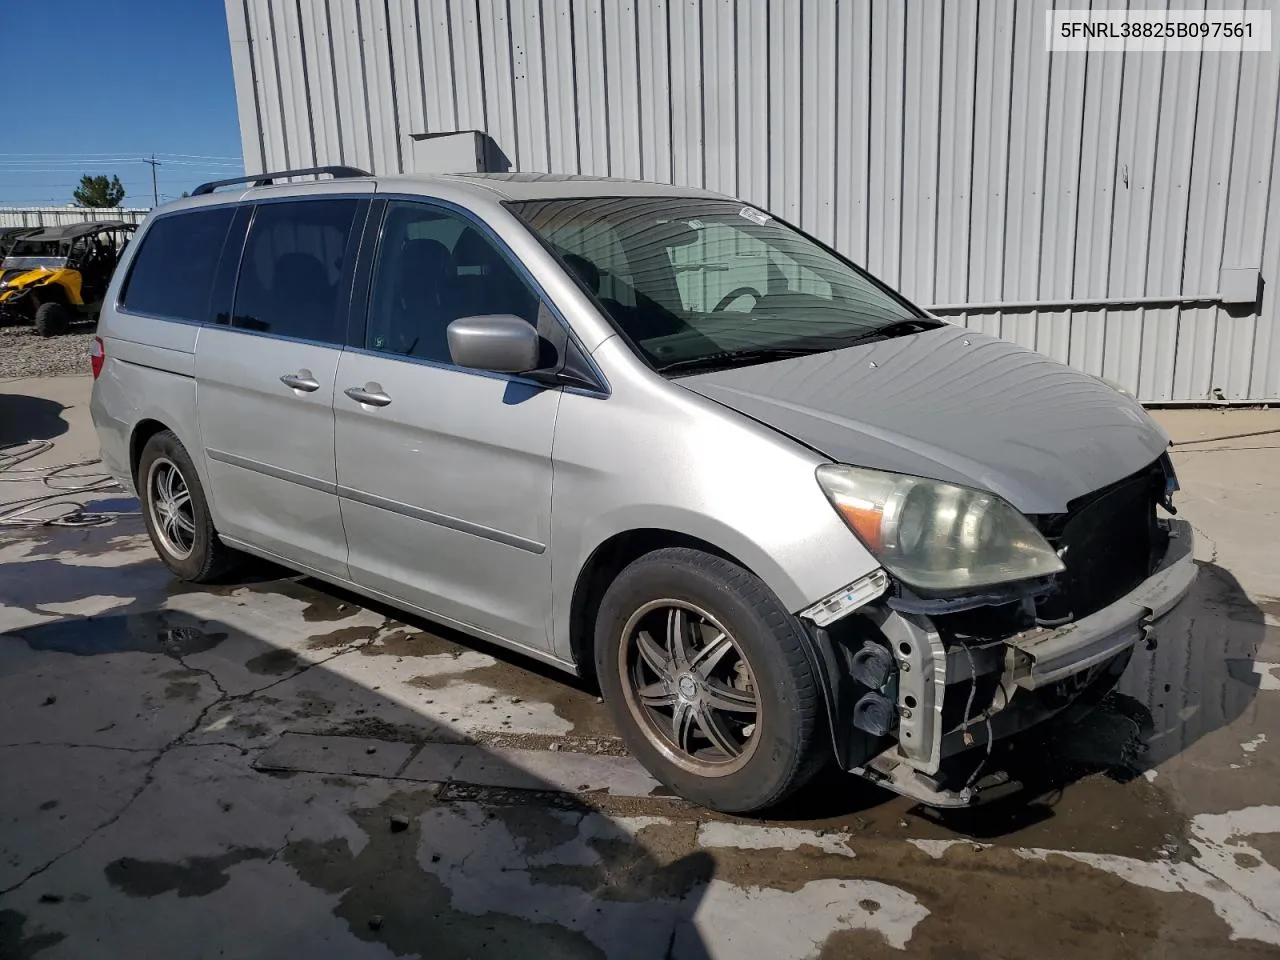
xmin=815 ymin=464 xmax=1065 ymax=592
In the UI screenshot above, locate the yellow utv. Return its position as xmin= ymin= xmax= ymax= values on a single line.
xmin=0 ymin=221 xmax=136 ymax=336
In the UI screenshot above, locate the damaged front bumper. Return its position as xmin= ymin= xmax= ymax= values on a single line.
xmin=0 ymin=287 xmax=34 ymax=323
xmin=802 ymin=519 xmax=1197 ymax=807
xmin=1004 ymin=520 xmax=1195 ymax=690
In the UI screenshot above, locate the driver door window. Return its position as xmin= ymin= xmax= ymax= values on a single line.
xmin=364 ymin=201 xmax=539 ymax=364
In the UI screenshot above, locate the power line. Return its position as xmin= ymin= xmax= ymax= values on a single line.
xmin=0 ymin=152 xmax=241 ymax=161
xmin=154 ymin=153 xmax=244 ymax=161
xmin=0 ymin=159 xmax=242 ymax=168
xmin=0 ymin=178 xmax=238 ymax=186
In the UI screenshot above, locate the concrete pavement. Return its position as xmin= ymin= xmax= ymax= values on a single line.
xmin=1 ymin=375 xmax=1278 ymax=958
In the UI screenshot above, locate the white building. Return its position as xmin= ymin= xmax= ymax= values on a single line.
xmin=225 ymin=0 xmax=1280 ymax=403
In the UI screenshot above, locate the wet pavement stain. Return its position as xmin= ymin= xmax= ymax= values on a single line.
xmin=234 ymin=577 xmax=366 ymax=623
xmin=527 ymin=821 xmax=712 ymax=903
xmin=820 ymin=843 xmax=1275 ymax=959
xmin=289 ymin=691 xmax=336 ymax=719
xmin=158 ymin=667 xmax=201 ymax=681
xmin=358 ymin=628 xmax=460 ymax=658
xmin=320 ymin=714 xmax=472 ymax=745
xmin=1241 ymin=832 xmax=1280 ymax=871
xmin=407 ymin=662 xmax=613 ymax=737
xmin=306 ymin=625 xmax=380 ymax=651
xmin=163 ymin=680 xmax=203 ymax=702
xmin=7 ymin=511 xmax=145 ymax=561
xmin=2 ymin=556 xmax=168 ymax=613
xmin=244 ymin=648 xmax=302 ymax=675
xmin=230 ymin=719 xmax=270 ymax=739
xmin=104 ymin=848 xmax=273 ymax=898
xmin=0 ymin=909 xmax=65 ymax=960
xmin=5 ymin=610 xmax=227 ymax=658
xmin=280 ymin=790 xmax=605 ymax=959
xmin=489 ymin=805 xmax=588 ymax=860
xmin=1254 ymin=597 xmax=1280 ymax=621
xmin=753 ymin=704 xmax=1190 ymax=860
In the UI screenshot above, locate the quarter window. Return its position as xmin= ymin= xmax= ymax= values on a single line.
xmin=120 ymin=207 xmax=235 ymax=323
xmin=364 ymin=201 xmax=539 ymax=363
xmin=232 ymin=199 xmax=361 ymax=343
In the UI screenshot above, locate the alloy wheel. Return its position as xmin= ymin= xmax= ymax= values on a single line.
xmin=618 ymin=599 xmax=761 ymax=776
xmin=147 ymin=456 xmax=196 ymax=560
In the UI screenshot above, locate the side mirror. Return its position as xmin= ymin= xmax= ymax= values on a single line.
xmin=447 ymin=314 xmax=541 ymax=374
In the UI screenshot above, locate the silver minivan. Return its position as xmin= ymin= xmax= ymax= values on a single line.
xmin=91 ymin=167 xmax=1196 ymax=813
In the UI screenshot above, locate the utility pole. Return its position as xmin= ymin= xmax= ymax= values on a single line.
xmin=142 ymin=154 xmax=161 ymax=206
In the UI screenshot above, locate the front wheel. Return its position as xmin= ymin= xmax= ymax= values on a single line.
xmin=594 ymin=547 xmax=827 ymax=813
xmin=33 ymin=301 xmax=70 ymax=337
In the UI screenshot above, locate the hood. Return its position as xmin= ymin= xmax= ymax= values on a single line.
xmin=0 ymin=266 xmax=53 ymax=288
xmin=679 ymin=324 xmax=1168 ymax=514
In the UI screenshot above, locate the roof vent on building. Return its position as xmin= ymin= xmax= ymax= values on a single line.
xmin=406 ymin=131 xmax=510 ymax=174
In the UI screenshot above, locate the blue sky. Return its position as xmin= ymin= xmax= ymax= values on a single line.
xmin=1 ymin=0 xmax=244 ymax=208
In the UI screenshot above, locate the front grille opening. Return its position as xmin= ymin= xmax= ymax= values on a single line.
xmin=1033 ymin=461 xmax=1166 ymax=622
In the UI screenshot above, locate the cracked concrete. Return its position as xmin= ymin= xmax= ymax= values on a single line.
xmin=2 ymin=377 xmax=1279 ymax=958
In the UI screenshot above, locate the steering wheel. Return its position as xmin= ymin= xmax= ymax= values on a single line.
xmin=713 ymin=286 xmax=762 ymax=312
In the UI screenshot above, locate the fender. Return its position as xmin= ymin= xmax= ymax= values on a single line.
xmin=0 ymin=267 xmax=83 ymax=305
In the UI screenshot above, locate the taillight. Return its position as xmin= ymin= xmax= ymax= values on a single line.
xmin=90 ymin=336 xmax=105 ymax=379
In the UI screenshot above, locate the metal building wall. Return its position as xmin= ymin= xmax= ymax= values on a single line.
xmin=226 ymin=0 xmax=1280 ymax=402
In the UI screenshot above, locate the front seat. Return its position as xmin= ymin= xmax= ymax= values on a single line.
xmin=447 ymin=228 xmax=535 ymax=321
xmin=273 ymin=251 xmax=333 ymax=334
xmin=393 ymin=238 xmax=454 ymax=358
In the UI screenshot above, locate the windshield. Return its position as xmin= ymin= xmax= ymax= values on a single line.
xmin=1 ymin=256 xmax=65 ymax=271
xmin=507 ymin=197 xmax=927 ymax=372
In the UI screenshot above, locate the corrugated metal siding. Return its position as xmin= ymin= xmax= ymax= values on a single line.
xmin=227 ymin=0 xmax=1280 ymax=402
xmin=0 ymin=208 xmax=150 ymax=229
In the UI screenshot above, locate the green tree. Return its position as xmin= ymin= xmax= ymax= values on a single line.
xmin=73 ymin=174 xmax=126 ymax=208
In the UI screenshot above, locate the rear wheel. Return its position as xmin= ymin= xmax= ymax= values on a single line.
xmin=33 ymin=301 xmax=70 ymax=337
xmin=594 ymin=547 xmax=827 ymax=813
xmin=137 ymin=430 xmax=238 ymax=582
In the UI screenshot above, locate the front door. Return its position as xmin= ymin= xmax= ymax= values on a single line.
xmin=196 ymin=196 xmax=366 ymax=579
xmin=334 ymin=199 xmax=560 ymax=652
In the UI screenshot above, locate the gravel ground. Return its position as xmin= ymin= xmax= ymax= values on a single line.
xmin=0 ymin=324 xmax=95 ymax=380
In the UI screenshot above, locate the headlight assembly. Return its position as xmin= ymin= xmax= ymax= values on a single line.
xmin=815 ymin=464 xmax=1065 ymax=592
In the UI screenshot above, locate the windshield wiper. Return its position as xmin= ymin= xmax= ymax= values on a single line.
xmin=655 ymin=346 xmax=822 ymax=375
xmin=836 ymin=317 xmax=944 ymax=348
xmin=655 ymin=318 xmax=942 ymax=375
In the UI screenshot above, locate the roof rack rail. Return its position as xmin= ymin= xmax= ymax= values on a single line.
xmin=191 ymin=165 xmax=371 ymax=197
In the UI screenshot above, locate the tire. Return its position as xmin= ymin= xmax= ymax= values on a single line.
xmin=137 ymin=430 xmax=238 ymax=582
xmin=594 ymin=547 xmax=827 ymax=813
xmin=33 ymin=301 xmax=70 ymax=337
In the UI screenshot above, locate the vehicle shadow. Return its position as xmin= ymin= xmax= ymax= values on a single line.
xmin=161 ymin=553 xmax=1271 ymax=842
xmin=0 ymin=562 xmax=718 ymax=958
xmin=0 ymin=394 xmax=69 ymax=445
xmin=915 ymin=560 xmax=1266 ymax=838
xmin=4 ymin=512 xmax=1264 ymax=863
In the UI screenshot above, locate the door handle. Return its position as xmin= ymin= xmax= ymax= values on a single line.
xmin=344 ymin=384 xmax=392 ymax=407
xmin=280 ymin=371 xmax=320 ymax=393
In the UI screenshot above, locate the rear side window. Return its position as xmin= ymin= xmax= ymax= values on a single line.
xmin=120 ymin=207 xmax=235 ymax=322
xmin=232 ymin=199 xmax=361 ymax=343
